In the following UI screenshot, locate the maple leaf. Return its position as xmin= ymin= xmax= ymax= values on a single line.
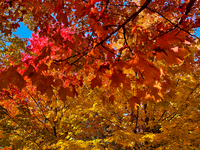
xmin=58 ymin=87 xmax=67 ymax=101
xmin=109 ymin=95 xmax=115 ymax=104
xmin=98 ymin=62 xmax=110 ymax=73
xmin=110 ymin=68 xmax=131 ymax=90
xmin=23 ymin=65 xmax=35 ymax=77
xmin=52 ymin=31 xmax=64 ymax=46
xmin=91 ymin=75 xmax=102 ymax=89
xmin=79 ymin=76 xmax=83 ymax=87
xmin=155 ymin=47 xmax=188 ymax=65
xmin=37 ymin=62 xmax=48 ymax=74
xmin=34 ymin=47 xmax=51 ymax=65
xmin=0 ymin=67 xmax=25 ymax=90
xmin=137 ymin=89 xmax=147 ymax=100
xmin=129 ymin=96 xmax=140 ymax=108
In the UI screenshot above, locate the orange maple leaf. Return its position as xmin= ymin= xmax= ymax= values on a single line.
xmin=109 ymin=95 xmax=115 ymax=104
xmin=129 ymin=96 xmax=140 ymax=108
xmin=110 ymin=69 xmax=131 ymax=90
xmin=58 ymin=87 xmax=67 ymax=101
xmin=91 ymin=75 xmax=102 ymax=89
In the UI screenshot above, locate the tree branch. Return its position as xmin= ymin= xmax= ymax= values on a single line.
xmin=158 ymin=110 xmax=166 ymax=122
xmin=148 ymin=0 xmax=199 ymax=41
xmin=134 ymin=105 xmax=139 ymax=134
xmin=95 ymin=0 xmax=152 ymax=48
xmin=122 ymin=26 xmax=133 ymax=55
xmin=178 ymin=0 xmax=196 ymax=26
xmin=185 ymin=83 xmax=199 ymax=101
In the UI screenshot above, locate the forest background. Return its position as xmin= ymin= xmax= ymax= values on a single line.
xmin=0 ymin=0 xmax=200 ymax=149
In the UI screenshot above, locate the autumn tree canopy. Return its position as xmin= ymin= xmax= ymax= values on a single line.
xmin=0 ymin=0 xmax=200 ymax=149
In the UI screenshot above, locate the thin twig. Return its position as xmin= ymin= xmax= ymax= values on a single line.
xmin=185 ymin=83 xmax=199 ymax=101
xmin=158 ymin=110 xmax=166 ymax=122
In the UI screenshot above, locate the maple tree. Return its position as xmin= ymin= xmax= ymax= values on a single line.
xmin=0 ymin=0 xmax=200 ymax=149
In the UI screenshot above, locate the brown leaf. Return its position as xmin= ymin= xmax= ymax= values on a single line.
xmin=91 ymin=75 xmax=102 ymax=89
xmin=109 ymin=95 xmax=115 ymax=104
xmin=37 ymin=63 xmax=48 ymax=74
xmin=110 ymin=69 xmax=131 ymax=90
xmin=34 ymin=47 xmax=51 ymax=65
xmin=23 ymin=65 xmax=35 ymax=77
xmin=129 ymin=96 xmax=140 ymax=108
xmin=58 ymin=87 xmax=67 ymax=101
xmin=0 ymin=67 xmax=25 ymax=90
xmin=52 ymin=31 xmax=64 ymax=46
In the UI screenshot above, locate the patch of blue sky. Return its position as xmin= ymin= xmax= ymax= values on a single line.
xmin=12 ymin=22 xmax=33 ymax=46
xmin=13 ymin=22 xmax=33 ymax=39
xmin=194 ymin=27 xmax=200 ymax=37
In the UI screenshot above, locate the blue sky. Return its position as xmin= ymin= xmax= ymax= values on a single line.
xmin=13 ymin=22 xmax=33 ymax=39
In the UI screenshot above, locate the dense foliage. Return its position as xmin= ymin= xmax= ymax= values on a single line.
xmin=0 ymin=0 xmax=200 ymax=149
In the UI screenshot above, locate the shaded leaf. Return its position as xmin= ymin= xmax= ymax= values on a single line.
xmin=129 ymin=96 xmax=140 ymax=108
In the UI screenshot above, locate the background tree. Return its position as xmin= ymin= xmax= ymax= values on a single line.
xmin=0 ymin=0 xmax=200 ymax=149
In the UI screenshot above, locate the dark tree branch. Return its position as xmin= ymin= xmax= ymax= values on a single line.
xmin=144 ymin=103 xmax=149 ymax=125
xmin=98 ymin=0 xmax=110 ymax=22
xmin=148 ymin=0 xmax=199 ymax=41
xmin=176 ymin=79 xmax=180 ymax=87
xmin=185 ymin=83 xmax=199 ymax=101
xmin=70 ymin=0 xmax=151 ymax=65
xmin=122 ymin=26 xmax=133 ymax=55
xmin=95 ymin=0 xmax=152 ymax=48
xmin=53 ymin=126 xmax=57 ymax=137
xmin=134 ymin=105 xmax=139 ymax=134
xmin=101 ymin=44 xmax=115 ymax=54
xmin=158 ymin=110 xmax=166 ymax=122
xmin=178 ymin=0 xmax=196 ymax=26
